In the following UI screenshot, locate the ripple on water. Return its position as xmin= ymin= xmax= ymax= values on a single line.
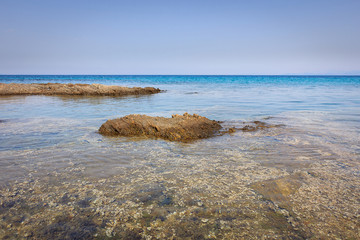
xmin=1 ymin=80 xmax=360 ymax=238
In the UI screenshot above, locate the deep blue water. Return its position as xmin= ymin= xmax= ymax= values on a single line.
xmin=1 ymin=75 xmax=360 ymax=84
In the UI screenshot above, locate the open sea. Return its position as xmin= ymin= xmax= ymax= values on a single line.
xmin=0 ymin=75 xmax=359 ymax=239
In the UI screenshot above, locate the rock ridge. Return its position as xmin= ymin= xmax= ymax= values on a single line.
xmin=0 ymin=83 xmax=161 ymax=96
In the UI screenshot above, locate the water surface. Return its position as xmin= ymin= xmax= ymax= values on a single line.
xmin=0 ymin=75 xmax=359 ymax=239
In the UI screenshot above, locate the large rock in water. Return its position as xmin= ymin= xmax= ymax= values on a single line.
xmin=0 ymin=83 xmax=161 ymax=96
xmin=99 ymin=113 xmax=222 ymax=142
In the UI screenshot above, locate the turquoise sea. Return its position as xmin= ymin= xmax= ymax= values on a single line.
xmin=0 ymin=75 xmax=359 ymax=239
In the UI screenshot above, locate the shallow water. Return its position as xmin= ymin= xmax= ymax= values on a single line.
xmin=0 ymin=75 xmax=359 ymax=239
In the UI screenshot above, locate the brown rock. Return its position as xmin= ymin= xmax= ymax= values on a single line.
xmin=0 ymin=83 xmax=161 ymax=96
xmin=250 ymin=173 xmax=305 ymax=208
xmin=241 ymin=121 xmax=281 ymax=132
xmin=222 ymin=121 xmax=284 ymax=134
xmin=98 ymin=113 xmax=222 ymax=142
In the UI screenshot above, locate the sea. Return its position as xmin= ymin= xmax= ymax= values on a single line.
xmin=0 ymin=75 xmax=359 ymax=239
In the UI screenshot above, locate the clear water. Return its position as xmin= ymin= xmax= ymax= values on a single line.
xmin=0 ymin=75 xmax=359 ymax=238
xmin=1 ymin=75 xmax=360 ymax=179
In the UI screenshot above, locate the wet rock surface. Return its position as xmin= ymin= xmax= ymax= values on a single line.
xmin=223 ymin=121 xmax=285 ymax=134
xmin=99 ymin=113 xmax=222 ymax=142
xmin=0 ymin=83 xmax=161 ymax=96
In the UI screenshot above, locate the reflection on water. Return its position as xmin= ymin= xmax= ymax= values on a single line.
xmin=0 ymin=76 xmax=359 ymax=238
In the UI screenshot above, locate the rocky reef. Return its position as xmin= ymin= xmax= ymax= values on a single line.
xmin=99 ymin=113 xmax=222 ymax=142
xmin=0 ymin=83 xmax=161 ymax=96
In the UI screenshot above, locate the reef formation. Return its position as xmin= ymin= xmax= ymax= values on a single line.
xmin=0 ymin=83 xmax=161 ymax=96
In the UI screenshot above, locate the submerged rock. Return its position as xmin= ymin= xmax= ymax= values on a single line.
xmin=250 ymin=173 xmax=305 ymax=208
xmin=99 ymin=113 xmax=222 ymax=142
xmin=241 ymin=121 xmax=283 ymax=132
xmin=220 ymin=120 xmax=284 ymax=135
xmin=0 ymin=83 xmax=161 ymax=96
xmin=221 ymin=120 xmax=284 ymax=134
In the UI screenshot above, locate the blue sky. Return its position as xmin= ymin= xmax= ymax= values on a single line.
xmin=0 ymin=0 xmax=359 ymax=75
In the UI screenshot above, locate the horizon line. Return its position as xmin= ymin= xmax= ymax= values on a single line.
xmin=1 ymin=74 xmax=360 ymax=77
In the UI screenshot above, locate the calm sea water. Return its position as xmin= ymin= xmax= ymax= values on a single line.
xmin=1 ymin=75 xmax=359 ymax=181
xmin=1 ymin=75 xmax=359 ymax=238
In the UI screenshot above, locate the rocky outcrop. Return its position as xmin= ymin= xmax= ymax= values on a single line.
xmin=99 ymin=113 xmax=222 ymax=142
xmin=0 ymin=83 xmax=161 ymax=96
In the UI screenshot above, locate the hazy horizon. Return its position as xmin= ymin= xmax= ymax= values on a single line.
xmin=1 ymin=0 xmax=360 ymax=75
xmin=1 ymin=74 xmax=360 ymax=76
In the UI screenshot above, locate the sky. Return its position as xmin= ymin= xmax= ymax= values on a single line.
xmin=0 ymin=0 xmax=359 ymax=75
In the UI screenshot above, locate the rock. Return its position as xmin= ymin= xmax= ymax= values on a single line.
xmin=241 ymin=121 xmax=282 ymax=132
xmin=250 ymin=173 xmax=305 ymax=208
xmin=98 ymin=113 xmax=222 ymax=142
xmin=0 ymin=83 xmax=161 ymax=96
xmin=222 ymin=121 xmax=284 ymax=134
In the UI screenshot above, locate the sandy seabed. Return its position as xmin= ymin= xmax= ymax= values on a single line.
xmin=0 ymin=118 xmax=359 ymax=239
